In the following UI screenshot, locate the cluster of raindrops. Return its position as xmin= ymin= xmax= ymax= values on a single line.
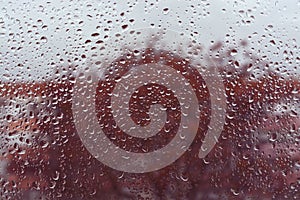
xmin=0 ymin=0 xmax=299 ymax=199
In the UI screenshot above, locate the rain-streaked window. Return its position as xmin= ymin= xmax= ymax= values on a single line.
xmin=0 ymin=1 xmax=299 ymax=199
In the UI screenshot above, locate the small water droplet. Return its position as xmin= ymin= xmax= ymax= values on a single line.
xmin=163 ymin=7 xmax=169 ymax=14
xmin=230 ymin=49 xmax=237 ymax=56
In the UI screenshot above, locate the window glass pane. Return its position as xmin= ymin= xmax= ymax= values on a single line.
xmin=0 ymin=1 xmax=299 ymax=199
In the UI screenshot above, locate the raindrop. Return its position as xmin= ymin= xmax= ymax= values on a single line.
xmin=163 ymin=7 xmax=169 ymax=14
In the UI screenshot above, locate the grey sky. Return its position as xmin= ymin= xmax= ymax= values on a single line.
xmin=0 ymin=0 xmax=299 ymax=81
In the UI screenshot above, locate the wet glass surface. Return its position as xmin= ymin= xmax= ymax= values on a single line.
xmin=0 ymin=1 xmax=299 ymax=199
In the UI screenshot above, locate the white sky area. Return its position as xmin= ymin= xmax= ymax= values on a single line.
xmin=0 ymin=0 xmax=299 ymax=81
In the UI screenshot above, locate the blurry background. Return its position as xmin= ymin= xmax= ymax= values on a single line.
xmin=0 ymin=1 xmax=299 ymax=199
xmin=0 ymin=0 xmax=299 ymax=81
